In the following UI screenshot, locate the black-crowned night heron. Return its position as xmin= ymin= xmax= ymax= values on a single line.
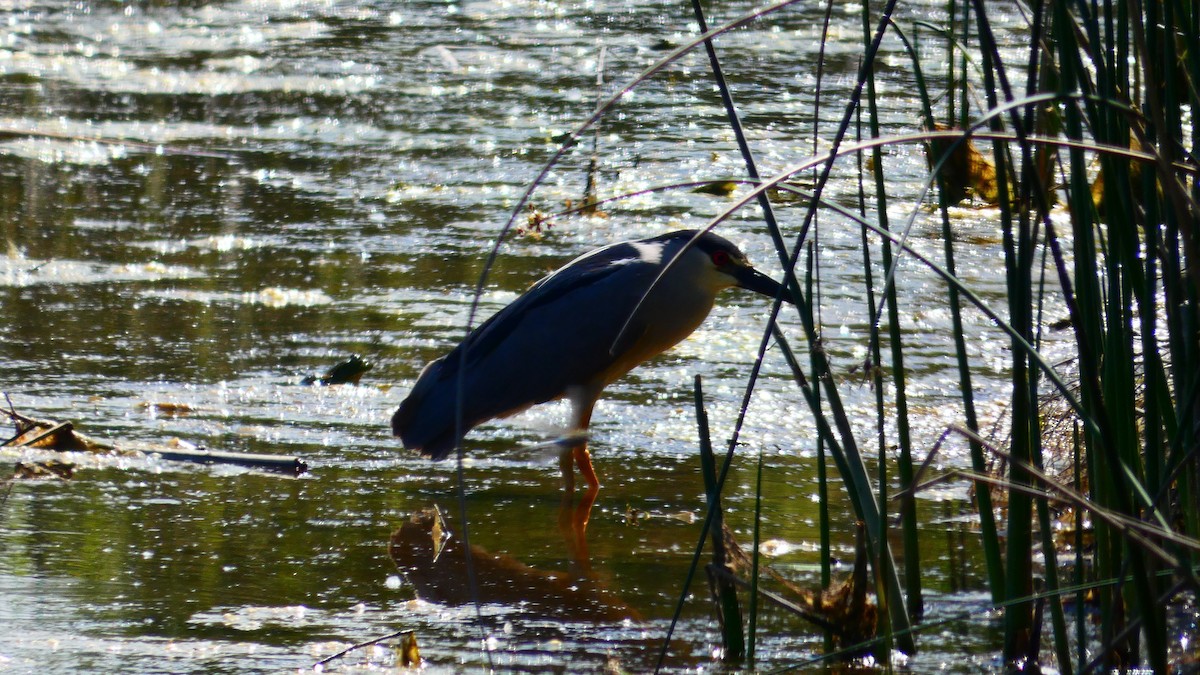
xmin=392 ymin=229 xmax=784 ymax=493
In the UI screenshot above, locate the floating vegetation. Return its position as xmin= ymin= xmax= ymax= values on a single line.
xmin=301 ymin=355 xmax=372 ymax=386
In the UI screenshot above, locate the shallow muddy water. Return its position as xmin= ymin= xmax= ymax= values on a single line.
xmin=0 ymin=0 xmax=1075 ymax=672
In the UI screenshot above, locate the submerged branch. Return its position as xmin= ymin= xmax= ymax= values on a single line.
xmin=1 ymin=399 xmax=307 ymax=476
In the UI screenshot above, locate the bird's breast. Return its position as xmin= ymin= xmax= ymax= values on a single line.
xmin=596 ymin=284 xmax=715 ymax=387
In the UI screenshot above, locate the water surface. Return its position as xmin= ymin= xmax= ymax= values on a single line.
xmin=0 ymin=0 xmax=1044 ymax=671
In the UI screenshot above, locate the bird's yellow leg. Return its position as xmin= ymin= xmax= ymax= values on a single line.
xmin=558 ymin=447 xmax=577 ymax=493
xmin=573 ymin=444 xmax=600 ymax=493
xmin=558 ymin=395 xmax=600 ymax=571
xmin=556 ymin=439 xmax=597 ymax=493
xmin=570 ymin=401 xmax=600 ymax=494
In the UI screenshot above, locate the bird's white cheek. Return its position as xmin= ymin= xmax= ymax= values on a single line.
xmin=704 ymin=269 xmax=740 ymax=294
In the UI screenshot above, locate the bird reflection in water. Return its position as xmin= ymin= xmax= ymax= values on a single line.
xmin=389 ymin=506 xmax=639 ymax=623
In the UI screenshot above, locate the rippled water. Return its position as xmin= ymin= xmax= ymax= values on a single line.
xmin=0 ymin=0 xmax=1063 ymax=672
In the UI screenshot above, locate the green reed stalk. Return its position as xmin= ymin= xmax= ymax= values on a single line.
xmin=1074 ymin=421 xmax=1086 ymax=670
xmin=852 ymin=106 xmax=886 ymax=609
xmin=1049 ymin=3 xmax=1123 ymax=663
xmin=771 ymin=325 xmax=908 ymax=657
xmin=889 ymin=13 xmax=1006 ymax=605
xmin=812 ymin=2 xmax=836 ymax=648
xmin=695 ymin=376 xmax=746 ymax=662
xmin=964 ymin=1 xmax=1080 ymax=662
xmin=859 ymin=0 xmax=923 ymax=621
xmin=1022 ymin=4 xmax=1075 ymax=667
xmin=1150 ymin=0 xmax=1200 ymax=592
xmin=1167 ymin=0 xmax=1200 ymax=562
xmin=946 ymin=0 xmax=956 ymax=125
xmin=748 ymin=447 xmax=764 ymax=663
xmin=1033 ymin=242 xmax=1073 ymax=673
xmin=804 ymin=238 xmax=833 ymax=650
xmin=1189 ymin=0 xmax=1200 ymax=452
xmin=964 ymin=2 xmax=1037 ymax=662
xmin=957 ymin=0 xmax=970 ymax=129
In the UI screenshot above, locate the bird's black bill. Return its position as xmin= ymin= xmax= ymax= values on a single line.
xmin=735 ymin=266 xmax=791 ymax=303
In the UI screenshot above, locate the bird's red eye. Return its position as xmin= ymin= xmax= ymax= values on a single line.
xmin=711 ymin=250 xmax=731 ymax=267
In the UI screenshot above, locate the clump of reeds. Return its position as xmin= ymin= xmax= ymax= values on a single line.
xmin=484 ymin=0 xmax=1198 ymax=670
